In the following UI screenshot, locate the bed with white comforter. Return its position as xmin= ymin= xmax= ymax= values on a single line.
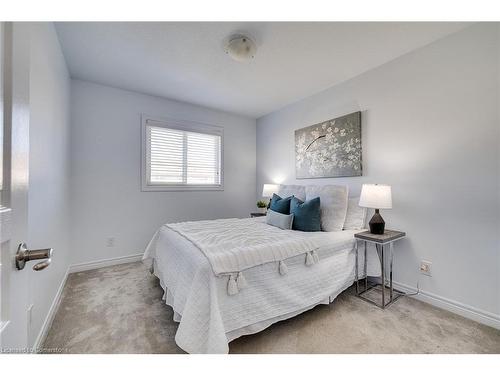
xmin=143 ymin=216 xmax=380 ymax=354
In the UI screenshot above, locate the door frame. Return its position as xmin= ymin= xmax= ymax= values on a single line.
xmin=0 ymin=21 xmax=32 ymax=352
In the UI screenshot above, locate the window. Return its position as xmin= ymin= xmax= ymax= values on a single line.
xmin=142 ymin=116 xmax=223 ymax=191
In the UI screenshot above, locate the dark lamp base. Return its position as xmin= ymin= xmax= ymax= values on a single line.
xmin=369 ymin=209 xmax=386 ymax=234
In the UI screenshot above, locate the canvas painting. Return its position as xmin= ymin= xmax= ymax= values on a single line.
xmin=295 ymin=111 xmax=362 ymax=178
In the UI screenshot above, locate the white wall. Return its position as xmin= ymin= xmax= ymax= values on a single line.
xmin=70 ymin=80 xmax=256 ymax=264
xmin=257 ymin=24 xmax=500 ymax=318
xmin=28 ymin=23 xmax=71 ymax=346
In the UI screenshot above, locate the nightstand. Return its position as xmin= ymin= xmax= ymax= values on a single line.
xmin=354 ymin=230 xmax=406 ymax=309
xmin=250 ymin=212 xmax=267 ymax=218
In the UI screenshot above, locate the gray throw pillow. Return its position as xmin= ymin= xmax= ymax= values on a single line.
xmin=266 ymin=209 xmax=294 ymax=230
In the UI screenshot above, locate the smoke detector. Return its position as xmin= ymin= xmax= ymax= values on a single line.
xmin=224 ymin=34 xmax=257 ymax=62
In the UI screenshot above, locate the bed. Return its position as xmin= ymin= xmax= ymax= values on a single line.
xmin=142 ymin=214 xmax=381 ymax=354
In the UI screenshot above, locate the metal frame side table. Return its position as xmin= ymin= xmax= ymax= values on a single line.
xmin=354 ymin=230 xmax=406 ymax=309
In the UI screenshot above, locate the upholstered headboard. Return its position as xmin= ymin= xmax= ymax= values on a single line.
xmin=277 ymin=184 xmax=366 ymax=230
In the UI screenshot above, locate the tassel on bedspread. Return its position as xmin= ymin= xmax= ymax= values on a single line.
xmin=226 ymin=250 xmax=320 ymax=296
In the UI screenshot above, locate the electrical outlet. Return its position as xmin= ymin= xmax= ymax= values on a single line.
xmin=106 ymin=237 xmax=115 ymax=247
xmin=420 ymin=260 xmax=432 ymax=276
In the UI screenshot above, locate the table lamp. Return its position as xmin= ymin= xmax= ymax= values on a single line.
xmin=359 ymin=184 xmax=392 ymax=234
xmin=262 ymin=184 xmax=279 ymax=208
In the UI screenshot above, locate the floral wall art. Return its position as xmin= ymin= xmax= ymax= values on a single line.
xmin=295 ymin=111 xmax=362 ymax=178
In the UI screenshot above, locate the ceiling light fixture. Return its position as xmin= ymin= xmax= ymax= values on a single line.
xmin=224 ymin=34 xmax=257 ymax=62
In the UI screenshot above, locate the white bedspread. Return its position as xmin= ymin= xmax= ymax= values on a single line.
xmin=166 ymin=217 xmax=336 ymax=275
xmin=143 ymin=217 xmax=381 ymax=354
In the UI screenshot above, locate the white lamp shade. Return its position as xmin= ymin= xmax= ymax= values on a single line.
xmin=262 ymin=184 xmax=279 ymax=198
xmin=359 ymin=184 xmax=392 ymax=209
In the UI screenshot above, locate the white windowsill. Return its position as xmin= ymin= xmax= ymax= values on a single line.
xmin=141 ymin=184 xmax=224 ymax=192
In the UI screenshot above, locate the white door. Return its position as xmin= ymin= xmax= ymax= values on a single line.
xmin=0 ymin=22 xmax=33 ymax=352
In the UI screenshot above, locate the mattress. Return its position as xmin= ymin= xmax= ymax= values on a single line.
xmin=143 ymin=218 xmax=380 ymax=353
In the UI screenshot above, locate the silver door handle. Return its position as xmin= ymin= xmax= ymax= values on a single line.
xmin=16 ymin=243 xmax=53 ymax=271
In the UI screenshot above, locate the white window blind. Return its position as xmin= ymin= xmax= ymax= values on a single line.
xmin=143 ymin=119 xmax=223 ymax=190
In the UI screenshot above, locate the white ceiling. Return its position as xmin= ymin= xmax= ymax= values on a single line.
xmin=55 ymin=22 xmax=470 ymax=118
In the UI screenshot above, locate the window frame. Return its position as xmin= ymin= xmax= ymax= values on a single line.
xmin=141 ymin=114 xmax=224 ymax=191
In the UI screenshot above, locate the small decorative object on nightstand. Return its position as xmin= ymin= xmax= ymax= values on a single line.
xmin=256 ymin=200 xmax=268 ymax=214
xmin=359 ymin=184 xmax=392 ymax=234
xmin=250 ymin=212 xmax=267 ymax=218
xmin=354 ymin=229 xmax=406 ymax=309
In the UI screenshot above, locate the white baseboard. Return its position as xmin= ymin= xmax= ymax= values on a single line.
xmin=68 ymin=253 xmax=143 ymax=274
xmin=393 ymin=281 xmax=500 ymax=330
xmin=32 ymin=268 xmax=69 ymax=351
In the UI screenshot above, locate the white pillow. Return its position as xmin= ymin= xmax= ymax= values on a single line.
xmin=305 ymin=185 xmax=349 ymax=231
xmin=278 ymin=184 xmax=306 ymax=201
xmin=343 ymin=197 xmax=367 ymax=230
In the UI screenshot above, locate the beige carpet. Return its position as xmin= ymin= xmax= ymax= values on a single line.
xmin=42 ymin=262 xmax=500 ymax=354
